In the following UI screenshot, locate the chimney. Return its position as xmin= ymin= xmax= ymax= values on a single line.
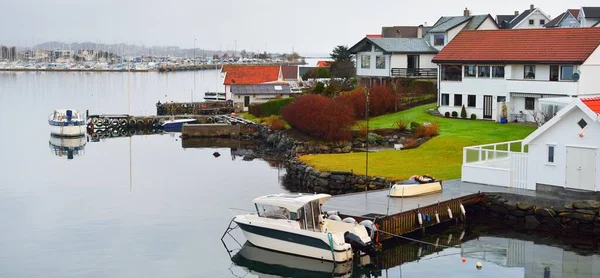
xmin=417 ymin=25 xmax=423 ymax=39
xmin=464 ymin=7 xmax=470 ymax=17
xmin=514 ymin=10 xmax=519 ymax=16
xmin=530 ymin=4 xmax=534 ymax=11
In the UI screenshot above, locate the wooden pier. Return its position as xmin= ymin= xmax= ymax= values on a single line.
xmin=321 ymin=180 xmax=522 ymax=242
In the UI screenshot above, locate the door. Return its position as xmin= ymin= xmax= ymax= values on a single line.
xmin=483 ymin=95 xmax=493 ymax=119
xmin=407 ymin=55 xmax=419 ymax=75
xmin=566 ymin=147 xmax=597 ymax=190
xmin=243 ymin=96 xmax=250 ymax=107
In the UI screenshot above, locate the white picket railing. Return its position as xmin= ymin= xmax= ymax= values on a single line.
xmin=462 ymin=140 xmax=528 ymax=189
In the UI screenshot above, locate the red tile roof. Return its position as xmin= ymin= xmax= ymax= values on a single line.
xmin=316 ymin=61 xmax=331 ymax=68
xmin=432 ymin=28 xmax=600 ymax=64
xmin=366 ymin=34 xmax=382 ymax=38
xmin=581 ymin=97 xmax=600 ymax=114
xmin=222 ymin=65 xmax=280 ymax=85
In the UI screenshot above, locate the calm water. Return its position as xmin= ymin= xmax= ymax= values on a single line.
xmin=0 ymin=71 xmax=598 ymax=277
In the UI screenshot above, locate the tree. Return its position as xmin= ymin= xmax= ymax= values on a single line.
xmin=240 ymin=49 xmax=247 ymax=58
xmin=330 ymin=45 xmax=352 ymax=62
xmin=287 ymin=52 xmax=301 ymax=61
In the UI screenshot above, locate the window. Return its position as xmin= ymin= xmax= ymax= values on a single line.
xmin=441 ymin=65 xmax=462 ymax=81
xmin=360 ymin=55 xmax=370 ymax=69
xmin=497 ymin=96 xmax=506 ymax=103
xmin=540 ymin=19 xmax=546 ymax=25
xmin=454 ymin=94 xmax=463 ymax=107
xmin=478 ymin=66 xmax=490 ymax=78
xmin=529 ymin=19 xmax=534 ymax=25
xmin=468 ymin=95 xmax=476 ymax=107
xmin=434 ymin=34 xmax=445 ymax=46
xmin=547 ymin=145 xmax=555 ymax=163
xmin=550 ymin=65 xmax=559 ymax=81
xmin=492 ymin=66 xmax=505 ymax=78
xmin=561 ymin=66 xmax=574 ymax=80
xmin=375 ymin=55 xmax=386 ymax=69
xmin=524 ymin=65 xmax=535 ymax=79
xmin=578 ymin=118 xmax=588 ymax=129
xmin=525 ymin=97 xmax=535 ymax=110
xmin=441 ymin=93 xmax=449 ymax=105
xmin=464 ymin=65 xmax=476 ymax=77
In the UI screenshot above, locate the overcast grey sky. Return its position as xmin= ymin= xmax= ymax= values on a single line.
xmin=2 ymin=0 xmax=599 ymax=55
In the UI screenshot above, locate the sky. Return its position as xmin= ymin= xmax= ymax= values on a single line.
xmin=2 ymin=0 xmax=599 ymax=55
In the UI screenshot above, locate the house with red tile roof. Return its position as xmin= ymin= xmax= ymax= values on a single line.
xmin=432 ymin=28 xmax=600 ymax=122
xmin=221 ymin=65 xmax=299 ymax=112
xmin=462 ymin=97 xmax=600 ymax=192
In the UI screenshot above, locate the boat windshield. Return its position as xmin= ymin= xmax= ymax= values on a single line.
xmin=256 ymin=204 xmax=296 ymax=220
xmin=297 ymin=200 xmax=322 ymax=232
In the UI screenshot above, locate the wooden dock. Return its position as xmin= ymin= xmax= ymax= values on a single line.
xmin=323 ymin=180 xmax=526 ymax=242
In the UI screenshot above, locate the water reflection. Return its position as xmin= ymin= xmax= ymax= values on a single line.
xmin=48 ymin=134 xmax=86 ymax=159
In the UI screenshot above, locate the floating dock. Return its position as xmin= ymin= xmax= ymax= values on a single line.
xmin=323 ymin=180 xmax=525 ymax=242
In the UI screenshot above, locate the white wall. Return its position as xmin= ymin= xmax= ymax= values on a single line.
xmin=356 ymin=45 xmax=390 ymax=77
xmin=390 ymin=53 xmax=437 ymax=69
xmin=477 ymin=17 xmax=499 ymax=30
xmin=513 ymin=10 xmax=550 ymax=29
xmin=462 ymin=165 xmax=510 ymax=187
xmin=585 ymin=18 xmax=600 ymax=27
xmin=526 ymin=108 xmax=600 ymax=190
xmin=232 ymin=93 xmax=293 ymax=111
xmin=580 ymin=45 xmax=600 ymax=96
xmin=447 ymin=21 xmax=469 ymax=43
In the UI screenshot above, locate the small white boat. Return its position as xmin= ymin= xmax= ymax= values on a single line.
xmin=48 ymin=109 xmax=86 ymax=137
xmin=389 ymin=175 xmax=443 ymax=197
xmin=228 ymin=193 xmax=377 ymax=263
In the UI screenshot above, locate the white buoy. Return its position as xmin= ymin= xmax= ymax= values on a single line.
xmin=476 ymin=262 xmax=483 ymax=270
xmin=417 ymin=212 xmax=423 ymax=225
xmin=460 ymin=230 xmax=465 ymax=241
xmin=435 ymin=212 xmax=440 ymax=223
xmin=435 ymin=237 xmax=439 ymax=248
xmin=448 ymin=207 xmax=453 ymax=219
xmin=460 ymin=204 xmax=466 ymax=217
xmin=447 ymin=233 xmax=453 ymax=245
xmin=417 ymin=246 xmax=422 ymax=257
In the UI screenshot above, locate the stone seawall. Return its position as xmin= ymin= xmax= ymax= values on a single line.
xmin=182 ymin=124 xmax=258 ymax=138
xmin=472 ymin=193 xmax=600 ymax=236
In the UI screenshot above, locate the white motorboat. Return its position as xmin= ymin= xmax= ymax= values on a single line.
xmin=228 ymin=193 xmax=377 ymax=263
xmin=48 ymin=109 xmax=86 ymax=137
xmin=389 ymin=175 xmax=443 ymax=197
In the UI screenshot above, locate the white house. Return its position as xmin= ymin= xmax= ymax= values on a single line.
xmin=523 ymin=97 xmax=600 ymax=191
xmin=544 ymin=9 xmax=581 ymax=28
xmin=579 ymin=7 xmax=600 ymax=27
xmin=433 ymin=28 xmax=600 ymax=122
xmin=461 ymin=97 xmax=600 ymax=192
xmin=496 ymin=4 xmax=551 ymax=29
xmin=348 ymin=9 xmax=498 ymax=86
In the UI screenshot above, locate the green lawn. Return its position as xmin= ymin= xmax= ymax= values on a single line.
xmin=300 ymin=104 xmax=537 ymax=181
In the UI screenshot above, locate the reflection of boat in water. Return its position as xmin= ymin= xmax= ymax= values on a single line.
xmin=48 ymin=134 xmax=86 ymax=159
xmin=48 ymin=109 xmax=86 ymax=137
xmin=232 ymin=242 xmax=354 ymax=278
xmin=161 ymin=117 xmax=197 ymax=132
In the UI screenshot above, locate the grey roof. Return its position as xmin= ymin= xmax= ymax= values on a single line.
xmin=509 ymin=9 xmax=533 ymax=28
xmin=367 ymin=38 xmax=437 ymax=53
xmin=231 ymin=84 xmax=292 ymax=95
xmin=464 ymin=15 xmax=493 ymax=30
xmin=496 ymin=14 xmax=516 ymax=28
xmin=427 ymin=16 xmax=471 ymax=33
xmin=583 ymin=7 xmax=600 ymax=18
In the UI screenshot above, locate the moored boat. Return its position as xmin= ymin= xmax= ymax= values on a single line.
xmin=48 ymin=109 xmax=86 ymax=137
xmin=389 ymin=175 xmax=443 ymax=197
xmin=161 ymin=118 xmax=197 ymax=132
xmin=228 ymin=193 xmax=377 ymax=263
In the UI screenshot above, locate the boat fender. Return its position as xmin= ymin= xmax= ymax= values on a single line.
xmin=417 ymin=212 xmax=423 ymax=225
xmin=328 ymin=215 xmax=342 ymax=221
xmin=326 ymin=210 xmax=339 ymax=216
xmin=448 ymin=207 xmax=453 ymax=219
xmin=110 ymin=119 xmax=118 ymax=126
xmin=342 ymin=217 xmax=356 ymax=224
xmin=426 ymin=213 xmax=431 ymax=223
xmin=435 ymin=212 xmax=440 ymax=223
xmin=119 ymin=119 xmax=127 ymax=127
xmin=359 ymin=220 xmax=377 ymax=239
xmin=460 ymin=204 xmax=466 ymax=217
xmin=417 ymin=246 xmax=422 ymax=257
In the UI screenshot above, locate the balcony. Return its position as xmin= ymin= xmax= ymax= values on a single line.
xmin=506 ymin=79 xmax=577 ymax=96
xmin=391 ymin=68 xmax=437 ymax=79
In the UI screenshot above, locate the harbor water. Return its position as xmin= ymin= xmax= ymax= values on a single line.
xmin=0 ymin=71 xmax=599 ymax=277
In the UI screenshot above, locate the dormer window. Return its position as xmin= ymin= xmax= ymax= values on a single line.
xmin=434 ymin=34 xmax=445 ymax=46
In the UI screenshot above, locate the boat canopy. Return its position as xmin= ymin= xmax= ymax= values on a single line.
xmin=253 ymin=193 xmax=331 ymax=212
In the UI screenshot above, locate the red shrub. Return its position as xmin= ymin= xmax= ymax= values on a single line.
xmin=281 ymin=95 xmax=356 ymax=142
xmin=337 ymin=86 xmax=395 ymax=119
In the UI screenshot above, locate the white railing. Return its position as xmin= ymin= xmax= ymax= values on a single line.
xmin=463 ymin=140 xmax=527 ymax=167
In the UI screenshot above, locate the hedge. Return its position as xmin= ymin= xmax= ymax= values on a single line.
xmin=248 ymin=98 xmax=295 ymax=117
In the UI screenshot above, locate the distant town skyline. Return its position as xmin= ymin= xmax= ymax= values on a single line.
xmin=2 ymin=0 xmax=600 ymax=54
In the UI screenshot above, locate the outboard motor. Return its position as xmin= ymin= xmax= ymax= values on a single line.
xmin=344 ymin=232 xmax=377 ymax=256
